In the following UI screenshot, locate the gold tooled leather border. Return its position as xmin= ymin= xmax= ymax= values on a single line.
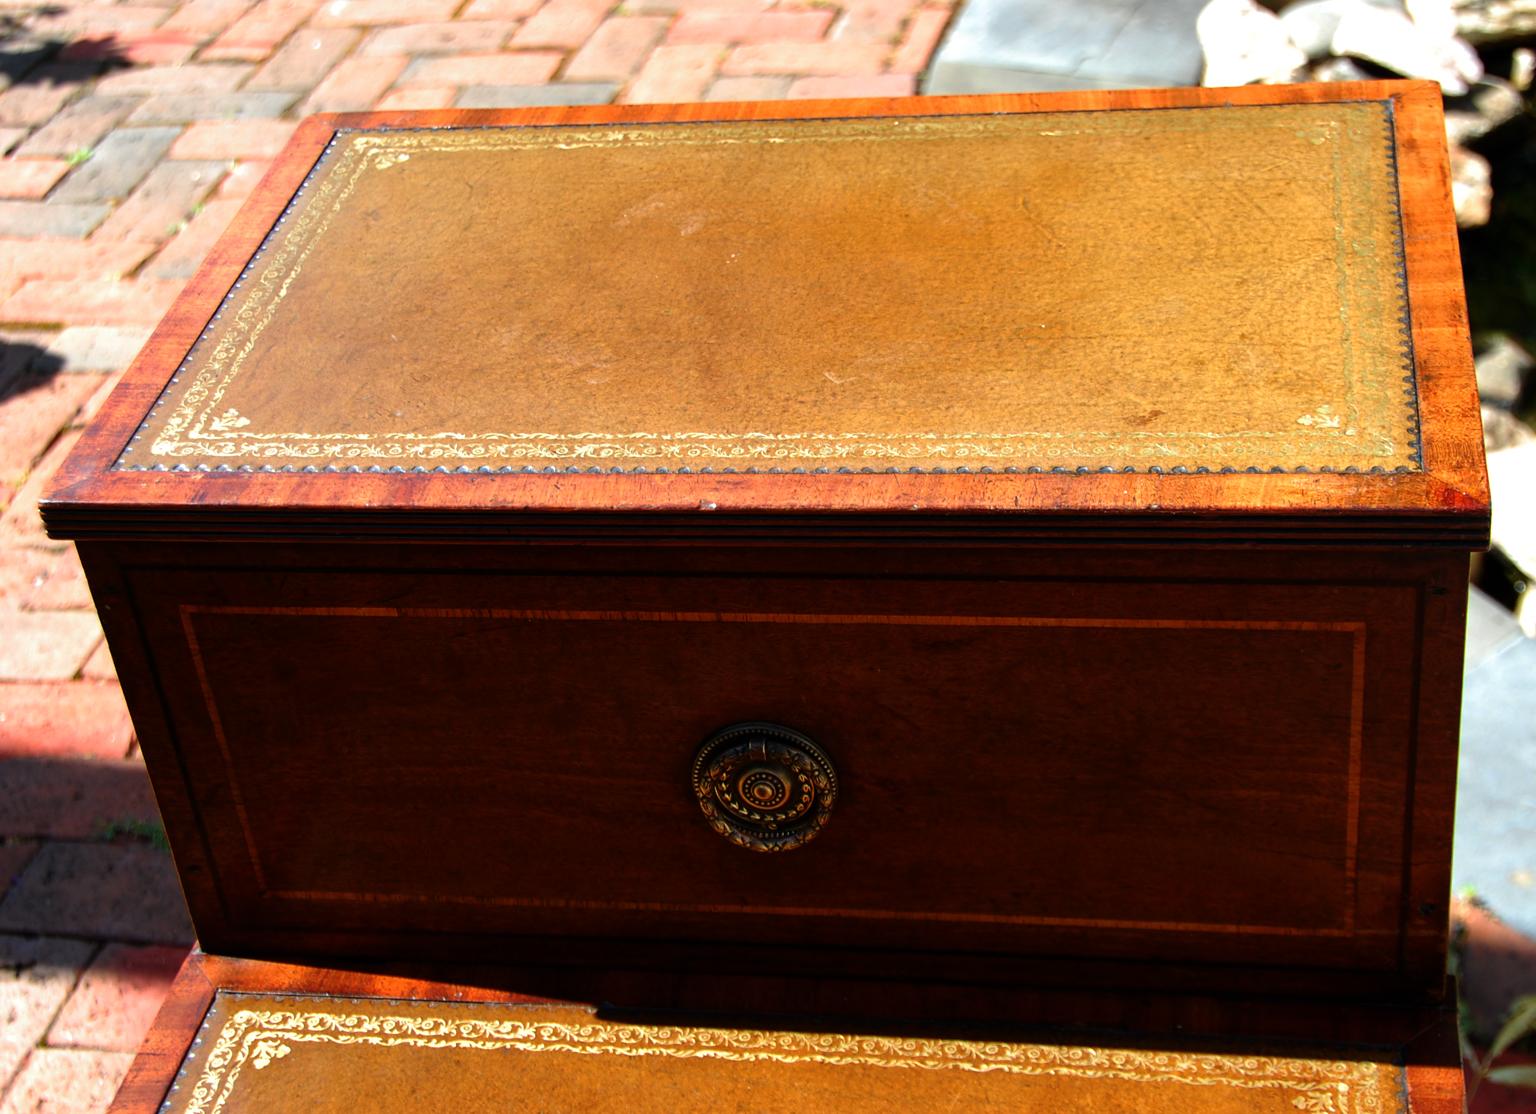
xmin=118 ymin=105 xmax=1419 ymax=475
xmin=169 ymin=994 xmax=1396 ymax=1114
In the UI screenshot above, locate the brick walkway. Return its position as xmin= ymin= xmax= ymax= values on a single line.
xmin=0 ymin=0 xmax=950 ymax=1108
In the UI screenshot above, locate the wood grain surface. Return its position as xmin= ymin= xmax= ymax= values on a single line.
xmin=42 ymin=81 xmax=1487 ymax=542
xmin=80 ymin=539 xmax=1469 ymax=996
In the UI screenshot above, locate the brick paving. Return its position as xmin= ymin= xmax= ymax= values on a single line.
xmin=0 ymin=0 xmax=952 ymax=1107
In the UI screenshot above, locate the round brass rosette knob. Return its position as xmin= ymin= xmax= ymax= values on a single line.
xmin=691 ymin=723 xmax=838 ymax=852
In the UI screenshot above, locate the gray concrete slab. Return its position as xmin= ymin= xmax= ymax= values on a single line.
xmin=1468 ymin=583 xmax=1525 ymax=670
xmin=49 ymin=127 xmax=180 ymax=206
xmin=0 ymin=201 xmax=109 ymax=238
xmin=1454 ymin=630 xmax=1536 ymax=938
xmin=923 ymin=0 xmax=1208 ymax=95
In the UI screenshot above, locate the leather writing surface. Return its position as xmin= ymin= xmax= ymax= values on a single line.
xmin=162 ymin=992 xmax=1408 ymax=1113
xmin=121 ymin=102 xmax=1417 ymax=474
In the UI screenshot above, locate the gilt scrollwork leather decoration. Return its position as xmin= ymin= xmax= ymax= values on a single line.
xmin=691 ymin=723 xmax=838 ymax=852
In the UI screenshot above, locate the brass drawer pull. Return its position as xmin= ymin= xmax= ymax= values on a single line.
xmin=691 ymin=723 xmax=838 ymax=852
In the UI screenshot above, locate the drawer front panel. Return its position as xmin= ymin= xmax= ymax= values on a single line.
xmin=125 ymin=563 xmax=1422 ymax=973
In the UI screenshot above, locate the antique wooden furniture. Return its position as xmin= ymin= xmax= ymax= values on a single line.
xmin=43 ymin=80 xmax=1486 ymax=1112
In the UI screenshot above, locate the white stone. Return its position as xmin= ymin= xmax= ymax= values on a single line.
xmin=1407 ymin=0 xmax=1460 ymax=39
xmin=1513 ymin=46 xmax=1534 ymax=89
xmin=1450 ymin=144 xmax=1492 ymax=226
xmin=1444 ymin=77 xmax=1524 ymax=145
xmin=1279 ymin=0 xmax=1402 ymax=58
xmin=1454 ymin=0 xmax=1536 ymax=44
xmin=1197 ymin=0 xmax=1308 ymax=86
xmin=1476 ymin=335 xmax=1534 ymax=407
xmin=1308 ymin=55 xmax=1375 ymax=80
xmin=1490 ymin=442 xmax=1536 ymax=581
xmin=1482 ymin=405 xmax=1536 ymax=453
xmin=1330 ymin=1 xmax=1484 ymax=91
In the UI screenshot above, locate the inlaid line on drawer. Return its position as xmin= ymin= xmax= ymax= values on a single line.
xmin=178 ymin=605 xmax=1367 ymax=940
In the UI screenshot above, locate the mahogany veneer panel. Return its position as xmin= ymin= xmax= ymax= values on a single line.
xmin=80 ymin=541 xmax=1468 ymax=995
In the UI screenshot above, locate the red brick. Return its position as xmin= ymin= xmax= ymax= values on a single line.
xmin=1 ymin=430 xmax=84 ymax=544
xmin=60 ymin=30 xmax=203 ymax=65
xmin=91 ymin=158 xmax=226 ymax=247
xmin=0 ymin=545 xmax=52 ymax=609
xmin=704 ymin=74 xmax=790 ymax=100
xmin=170 ymin=119 xmax=297 ymax=160
xmin=374 ymin=86 xmax=457 ymax=110
xmin=0 ymin=841 xmax=194 ymax=944
xmin=667 ymin=10 xmax=831 ymax=43
xmin=311 ymin=0 xmax=460 ymax=27
xmin=362 ymin=20 xmax=517 ymax=54
xmin=18 ymin=546 xmax=91 ymax=611
xmin=0 ymin=129 xmax=25 ymax=156
xmin=0 ymin=79 xmax=84 ymax=129
xmin=629 ymin=0 xmax=769 ymax=12
xmin=723 ymin=41 xmax=887 ymax=75
xmin=214 ymin=159 xmax=271 ymax=199
xmin=246 ymin=27 xmax=362 ymax=91
xmin=622 ymin=44 xmax=721 ymax=103
xmin=13 ymin=95 xmax=138 ymax=160
xmin=0 ymin=682 xmax=134 ymax=760
xmin=27 ymin=6 xmax=169 ymax=37
xmin=94 ymin=63 xmax=254 ymax=96
xmin=0 ymin=240 xmax=153 ymax=288
xmin=889 ymin=4 xmax=948 ymax=73
xmin=510 ymin=0 xmax=614 ymax=49
xmin=79 ymin=641 xmax=118 ymax=683
xmin=0 ymin=841 xmax=38 ymax=897
xmin=0 ymin=156 xmax=75 ymax=198
xmin=142 ymin=197 xmax=242 ymax=280
xmin=0 ymin=935 xmax=96 ymax=1085
xmin=786 ymin=73 xmax=914 ymax=98
xmin=161 ymin=0 xmax=257 ymax=35
xmin=0 ymin=375 xmax=100 ymax=490
xmin=830 ymin=0 xmax=911 ymax=42
xmin=461 ymin=0 xmax=542 ymax=15
xmin=566 ymin=17 xmax=668 ymax=81
xmin=0 ymin=757 xmax=157 ymax=838
xmin=0 ymin=1048 xmax=134 ymax=1111
xmin=462 ymin=0 xmax=544 ymax=16
xmin=399 ymin=51 xmax=561 ymax=87
xmin=77 ymin=367 xmax=129 ymax=427
xmin=45 ymin=329 xmax=151 ymax=374
xmin=0 ymin=280 xmax=182 ymax=328
xmin=300 ymin=53 xmax=407 ymax=112
xmin=0 ymin=613 xmax=102 ymax=684
xmin=48 ymin=943 xmax=186 ymax=1052
xmin=202 ymin=0 xmax=322 ymax=60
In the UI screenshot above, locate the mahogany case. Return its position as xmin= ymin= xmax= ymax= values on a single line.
xmin=43 ymin=83 xmax=1487 ymax=1019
